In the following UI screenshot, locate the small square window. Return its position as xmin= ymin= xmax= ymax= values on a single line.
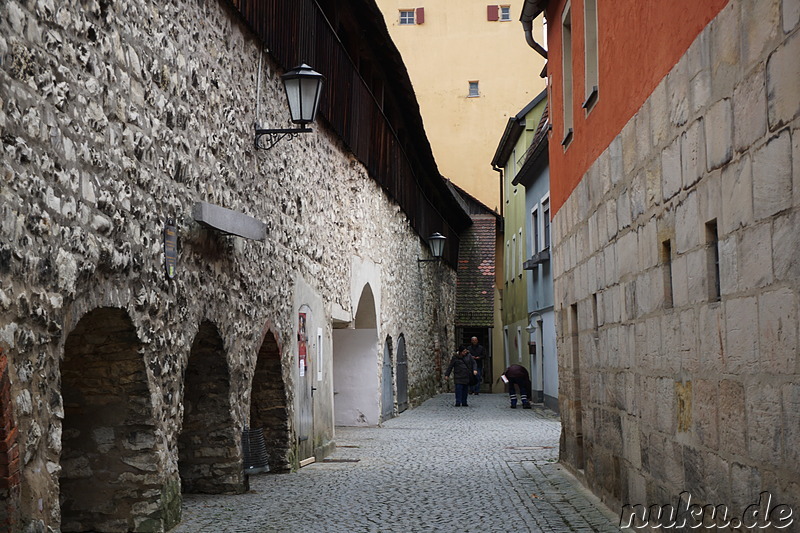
xmin=399 ymin=10 xmax=415 ymax=25
xmin=468 ymin=81 xmax=479 ymax=97
xmin=500 ymin=6 xmax=511 ymax=21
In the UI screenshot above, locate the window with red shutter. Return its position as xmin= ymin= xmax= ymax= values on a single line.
xmin=416 ymin=7 xmax=425 ymax=24
xmin=487 ymin=5 xmax=499 ymax=21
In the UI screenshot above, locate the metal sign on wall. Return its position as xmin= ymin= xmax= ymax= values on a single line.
xmin=164 ymin=219 xmax=177 ymax=279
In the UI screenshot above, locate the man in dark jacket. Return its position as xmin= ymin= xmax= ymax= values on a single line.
xmin=445 ymin=345 xmax=478 ymax=407
xmin=502 ymin=364 xmax=531 ymax=409
xmin=467 ymin=336 xmax=487 ymax=395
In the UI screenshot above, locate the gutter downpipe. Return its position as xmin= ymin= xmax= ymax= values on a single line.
xmin=493 ymin=165 xmax=504 ymax=219
xmin=521 ymin=1 xmax=548 ymax=59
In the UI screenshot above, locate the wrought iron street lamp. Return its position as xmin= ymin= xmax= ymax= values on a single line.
xmin=418 ymin=232 xmax=447 ymax=262
xmin=255 ymin=64 xmax=324 ymax=150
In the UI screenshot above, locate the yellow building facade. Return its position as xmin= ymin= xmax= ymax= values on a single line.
xmin=375 ymin=1 xmax=547 ymax=211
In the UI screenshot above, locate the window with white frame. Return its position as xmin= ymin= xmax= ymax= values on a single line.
xmin=583 ymin=0 xmax=599 ymax=111
xmin=399 ymin=10 xmax=416 ymax=24
xmin=500 ymin=6 xmax=511 ymax=20
xmin=511 ymin=234 xmax=516 ymax=281
xmin=561 ymin=3 xmax=574 ymax=146
xmin=518 ymin=229 xmax=523 ymax=277
xmin=542 ymin=195 xmax=551 ymax=249
xmin=505 ymin=240 xmax=510 ymax=283
xmin=531 ymin=205 xmax=540 ymax=254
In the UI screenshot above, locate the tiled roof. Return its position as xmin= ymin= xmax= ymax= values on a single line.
xmin=455 ymin=215 xmax=497 ymax=327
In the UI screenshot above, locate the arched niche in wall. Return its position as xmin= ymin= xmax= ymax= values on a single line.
xmin=249 ymin=329 xmax=289 ymax=473
xmin=178 ymin=320 xmax=243 ymax=494
xmin=59 ymin=307 xmax=158 ymax=532
xmin=333 ymin=284 xmax=379 ymax=426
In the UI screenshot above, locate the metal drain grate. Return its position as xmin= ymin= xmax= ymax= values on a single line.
xmin=243 ymin=427 xmax=270 ymax=474
xmin=322 ymin=458 xmax=361 ymax=463
xmin=504 ymin=446 xmax=556 ymax=450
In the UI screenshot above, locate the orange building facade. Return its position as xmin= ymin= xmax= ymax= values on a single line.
xmin=546 ymin=0 xmax=729 ymax=214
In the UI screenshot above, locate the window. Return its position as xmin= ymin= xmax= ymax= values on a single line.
xmin=488 ymin=5 xmax=511 ymax=22
xmin=518 ymin=229 xmax=523 ymax=277
xmin=542 ymin=196 xmax=551 ymax=249
xmin=468 ymin=81 xmax=479 ymax=97
xmin=505 ymin=241 xmax=510 ymax=283
xmin=511 ymin=234 xmax=517 ymax=280
xmin=561 ymin=4 xmax=574 ymax=147
xmin=706 ymin=220 xmax=720 ymax=302
xmin=582 ymin=0 xmax=599 ymax=111
xmin=662 ymin=239 xmax=674 ymax=309
xmin=400 ymin=8 xmax=424 ymax=25
xmin=531 ymin=206 xmax=540 ymax=254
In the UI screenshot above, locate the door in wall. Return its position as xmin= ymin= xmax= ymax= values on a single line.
xmin=297 ymin=308 xmax=315 ymax=463
xmin=381 ymin=339 xmax=394 ymax=422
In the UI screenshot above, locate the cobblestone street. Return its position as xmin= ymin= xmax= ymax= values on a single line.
xmin=173 ymin=393 xmax=621 ymax=532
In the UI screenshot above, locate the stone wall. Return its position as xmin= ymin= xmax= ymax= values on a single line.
xmin=553 ymin=0 xmax=799 ymax=518
xmin=0 ymin=349 xmax=21 ymax=531
xmin=0 ymin=0 xmax=457 ymax=531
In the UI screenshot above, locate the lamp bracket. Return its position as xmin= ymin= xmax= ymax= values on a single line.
xmin=255 ymin=126 xmax=312 ymax=150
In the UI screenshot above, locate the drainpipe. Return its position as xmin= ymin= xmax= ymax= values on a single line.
xmin=492 ymin=165 xmax=504 ymax=219
xmin=522 ymin=19 xmax=548 ymax=59
xmin=521 ymin=0 xmax=548 ymax=59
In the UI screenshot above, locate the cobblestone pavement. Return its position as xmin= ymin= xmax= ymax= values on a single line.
xmin=173 ymin=393 xmax=622 ymax=532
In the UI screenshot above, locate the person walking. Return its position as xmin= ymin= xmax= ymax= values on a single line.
xmin=467 ymin=336 xmax=487 ymax=395
xmin=445 ymin=344 xmax=478 ymax=407
xmin=502 ymin=364 xmax=532 ymax=409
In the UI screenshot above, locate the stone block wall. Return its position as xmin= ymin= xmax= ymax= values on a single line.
xmin=553 ymin=0 xmax=799 ymax=517
xmin=0 ymin=0 xmax=457 ymax=530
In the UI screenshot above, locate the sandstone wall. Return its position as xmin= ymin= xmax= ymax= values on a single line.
xmin=0 ymin=0 xmax=456 ymax=530
xmin=553 ymin=0 xmax=799 ymax=517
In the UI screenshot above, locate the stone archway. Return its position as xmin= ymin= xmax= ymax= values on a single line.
xmin=178 ymin=320 xmax=243 ymax=494
xmin=332 ymin=284 xmax=379 ymax=426
xmin=60 ymin=307 xmax=159 ymax=532
xmin=249 ymin=330 xmax=290 ymax=472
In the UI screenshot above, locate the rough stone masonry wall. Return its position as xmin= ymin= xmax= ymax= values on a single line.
xmin=0 ymin=0 xmax=456 ymax=531
xmin=553 ymin=0 xmax=799 ymax=517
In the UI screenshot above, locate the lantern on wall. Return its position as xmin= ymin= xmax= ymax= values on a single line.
xmin=255 ymin=64 xmax=325 ymax=150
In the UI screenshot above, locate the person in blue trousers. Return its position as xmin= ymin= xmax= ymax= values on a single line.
xmin=445 ymin=345 xmax=478 ymax=407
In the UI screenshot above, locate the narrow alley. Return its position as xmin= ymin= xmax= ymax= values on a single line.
xmin=174 ymin=394 xmax=621 ymax=533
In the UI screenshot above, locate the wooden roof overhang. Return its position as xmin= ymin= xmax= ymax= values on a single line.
xmin=229 ymin=0 xmax=472 ymax=266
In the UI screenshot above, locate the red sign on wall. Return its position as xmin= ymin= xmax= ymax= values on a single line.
xmin=298 ymin=313 xmax=307 ymax=376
